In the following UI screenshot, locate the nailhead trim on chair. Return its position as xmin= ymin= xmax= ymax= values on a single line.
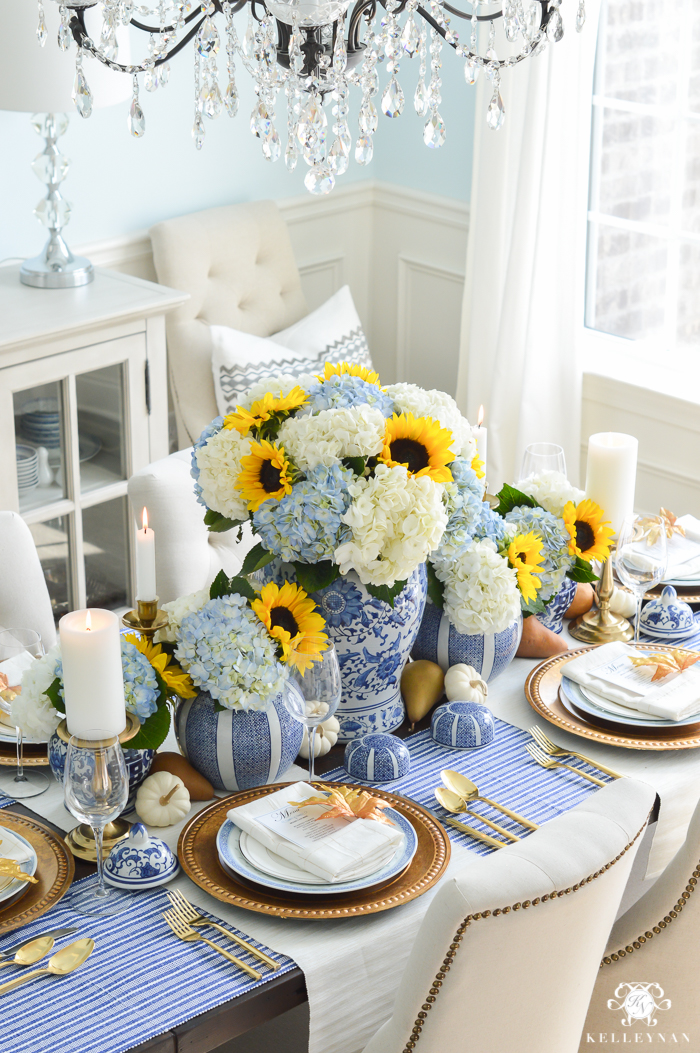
xmin=401 ymin=816 xmax=650 ymax=1052
xmin=600 ymin=862 xmax=700 ymax=967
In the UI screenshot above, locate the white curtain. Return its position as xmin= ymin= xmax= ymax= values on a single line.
xmin=455 ymin=3 xmax=601 ymax=489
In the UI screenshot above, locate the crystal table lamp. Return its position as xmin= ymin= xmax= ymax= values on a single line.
xmin=0 ymin=3 xmax=129 ymax=288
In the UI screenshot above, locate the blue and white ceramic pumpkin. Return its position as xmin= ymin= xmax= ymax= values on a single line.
xmin=344 ymin=733 xmax=411 ymax=783
xmin=175 ymin=685 xmax=304 ymax=792
xmin=431 ymin=701 xmax=495 ymax=750
xmin=411 ymin=599 xmax=522 ymax=681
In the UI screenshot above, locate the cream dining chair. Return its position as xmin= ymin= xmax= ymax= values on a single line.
xmin=149 ymin=200 xmax=308 ymax=450
xmin=579 ymin=791 xmax=700 ymax=1045
xmin=0 ymin=511 xmax=56 ymax=648
xmin=362 ymin=778 xmax=656 ymax=1053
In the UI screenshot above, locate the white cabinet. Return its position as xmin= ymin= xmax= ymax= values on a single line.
xmin=0 ymin=265 xmax=187 ymax=622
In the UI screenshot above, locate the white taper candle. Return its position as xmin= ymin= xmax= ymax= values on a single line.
xmin=135 ymin=507 xmax=157 ymax=602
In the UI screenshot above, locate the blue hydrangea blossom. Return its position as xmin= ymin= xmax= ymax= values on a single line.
xmin=504 ymin=505 xmax=574 ymax=602
xmin=253 ymin=463 xmax=355 ymax=563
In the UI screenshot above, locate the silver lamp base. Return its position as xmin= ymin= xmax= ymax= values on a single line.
xmin=20 ymin=252 xmax=94 ymax=289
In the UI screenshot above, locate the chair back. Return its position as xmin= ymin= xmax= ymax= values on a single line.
xmin=0 ymin=511 xmax=56 ymax=649
xmin=150 ymin=201 xmax=307 ymax=448
xmin=363 ymin=779 xmax=655 ymax=1053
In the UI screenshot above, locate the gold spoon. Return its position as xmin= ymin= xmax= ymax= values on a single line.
xmin=441 ymin=770 xmax=539 ymax=831
xmin=0 ymin=938 xmax=94 ymax=996
xmin=434 ymin=787 xmax=521 ymax=842
xmin=0 ymin=935 xmax=55 ymax=970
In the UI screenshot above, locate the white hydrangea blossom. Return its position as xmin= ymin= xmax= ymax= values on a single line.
xmin=335 ymin=464 xmax=447 ymax=586
xmin=277 ymin=405 xmax=385 ymax=470
xmin=383 ymin=383 xmax=477 ymax=461
xmin=10 ymin=644 xmax=62 ymax=740
xmin=518 ymin=471 xmax=585 ymax=518
xmin=239 ymin=372 xmax=319 ymax=410
xmin=195 ymin=428 xmax=251 ymax=522
xmin=435 ymin=538 xmax=521 ymax=635
xmin=156 ymin=588 xmax=210 ymax=644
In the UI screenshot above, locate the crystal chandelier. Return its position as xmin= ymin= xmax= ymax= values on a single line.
xmin=36 ymin=0 xmax=585 ymax=195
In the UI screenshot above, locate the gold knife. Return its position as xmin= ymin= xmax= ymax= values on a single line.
xmin=445 ymin=818 xmax=505 ymax=849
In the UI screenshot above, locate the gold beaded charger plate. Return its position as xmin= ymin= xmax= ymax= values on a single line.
xmin=0 ymin=812 xmax=75 ymax=934
xmin=178 ymin=782 xmax=451 ymax=920
xmin=525 ymin=645 xmax=700 ymax=751
xmin=0 ymin=740 xmax=48 ymax=767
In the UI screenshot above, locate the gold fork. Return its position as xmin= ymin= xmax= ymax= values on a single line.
xmin=162 ymin=911 xmax=262 ymax=980
xmin=166 ymin=890 xmax=279 ymax=972
xmin=525 ymin=743 xmax=606 ymax=786
xmin=529 ymin=725 xmax=622 ymax=780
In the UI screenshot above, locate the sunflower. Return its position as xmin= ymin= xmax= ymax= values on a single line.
xmin=236 ymin=439 xmax=293 ymax=512
xmin=507 ymin=532 xmax=545 ymax=605
xmin=252 ymin=582 xmax=328 ymax=673
xmin=471 ymin=453 xmax=485 ymax=480
xmin=379 ymin=412 xmax=454 ymax=483
xmin=223 ymin=387 xmax=308 ymax=436
xmin=123 ymin=634 xmax=197 ymax=698
xmin=317 ymin=362 xmax=380 ymax=386
xmin=562 ymin=499 xmax=614 ymax=563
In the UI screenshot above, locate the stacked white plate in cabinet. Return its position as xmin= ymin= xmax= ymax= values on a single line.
xmin=16 ymin=444 xmax=39 ymax=493
xmin=21 ymin=399 xmax=61 ymax=448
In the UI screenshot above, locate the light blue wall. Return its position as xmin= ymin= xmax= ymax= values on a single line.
xmin=0 ymin=40 xmax=475 ymax=261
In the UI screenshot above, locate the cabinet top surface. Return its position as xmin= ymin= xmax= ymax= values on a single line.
xmin=0 ymin=265 xmax=188 ymax=352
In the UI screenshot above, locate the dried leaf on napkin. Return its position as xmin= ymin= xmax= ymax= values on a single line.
xmin=294 ymin=785 xmax=394 ymax=825
xmin=630 ymin=649 xmax=700 ymax=681
xmin=0 ymin=859 xmax=37 ymax=883
xmin=642 ymin=508 xmax=687 ymax=545
xmin=0 ymin=673 xmax=20 ymax=704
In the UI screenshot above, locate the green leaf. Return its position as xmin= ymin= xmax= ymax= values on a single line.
xmin=204 ymin=509 xmax=243 ymax=533
xmin=209 ymin=569 xmax=230 ymax=600
xmin=240 ymin=543 xmax=276 ymax=576
xmin=227 ymin=576 xmax=257 ymax=602
xmin=45 ymin=677 xmax=64 ymax=714
xmin=128 ymin=701 xmax=171 ymax=750
xmin=426 ymin=562 xmax=444 ymax=610
xmin=567 ymin=557 xmax=599 ymax=584
xmin=292 ymin=560 xmax=340 ymax=594
xmin=521 ymin=594 xmax=547 ymax=617
xmin=342 ymin=456 xmax=366 ymax=477
xmin=366 ymin=579 xmax=407 ymax=608
xmin=495 ymin=483 xmax=539 ymax=517
xmin=214 ymin=699 xmax=228 ymax=713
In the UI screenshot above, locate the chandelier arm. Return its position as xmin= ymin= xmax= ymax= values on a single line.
xmin=347 ymin=0 xmax=376 ymax=49
xmin=69 ymin=8 xmax=208 ymax=72
xmin=129 ymin=5 xmax=206 ymax=35
xmin=440 ymin=2 xmax=505 ymax=20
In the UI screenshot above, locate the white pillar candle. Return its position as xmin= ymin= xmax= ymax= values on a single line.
xmin=135 ymin=507 xmax=157 ymax=602
xmin=585 ymin=432 xmax=638 ymax=536
xmin=59 ymin=608 xmax=126 ymax=740
xmin=472 ymin=405 xmax=488 ymax=476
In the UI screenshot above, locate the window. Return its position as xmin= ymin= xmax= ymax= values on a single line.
xmin=585 ymin=0 xmax=700 ymax=353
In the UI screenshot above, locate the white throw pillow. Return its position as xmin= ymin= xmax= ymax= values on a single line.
xmin=210 ymin=285 xmax=373 ymax=416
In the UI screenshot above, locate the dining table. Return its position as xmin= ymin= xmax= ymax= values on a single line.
xmin=3 ymin=622 xmax=700 ymax=1053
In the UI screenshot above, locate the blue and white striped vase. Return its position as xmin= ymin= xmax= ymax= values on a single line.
xmin=538 ymin=577 xmax=578 ymax=635
xmin=411 ymin=599 xmax=522 ymax=681
xmin=174 ymin=685 xmax=304 ymax=792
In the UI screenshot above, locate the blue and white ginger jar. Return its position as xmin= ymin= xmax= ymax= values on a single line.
xmin=431 ymin=701 xmax=495 ymax=750
xmin=411 ymin=599 xmax=522 ymax=681
xmin=263 ymin=561 xmax=428 ymax=742
xmin=104 ymin=823 xmax=179 ymax=889
xmin=639 ymin=585 xmax=696 ymax=638
xmin=538 ymin=577 xmax=578 ymax=635
xmin=344 ymin=733 xmax=411 ymax=783
xmin=175 ymin=685 xmax=304 ymax=792
xmin=48 ymin=735 xmax=154 ymax=814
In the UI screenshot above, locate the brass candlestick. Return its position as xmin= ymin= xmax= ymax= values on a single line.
xmin=568 ymin=551 xmax=634 ymax=645
xmin=57 ymin=713 xmax=141 ymax=862
xmin=122 ymin=598 xmax=169 ymax=639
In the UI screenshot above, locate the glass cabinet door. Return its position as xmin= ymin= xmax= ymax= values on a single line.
xmin=2 ymin=333 xmax=150 ymax=623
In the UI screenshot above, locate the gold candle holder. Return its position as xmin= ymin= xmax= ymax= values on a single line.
xmin=568 ymin=551 xmax=634 ymax=645
xmin=122 ymin=598 xmax=169 ymax=639
xmin=57 ymin=713 xmax=141 ymax=861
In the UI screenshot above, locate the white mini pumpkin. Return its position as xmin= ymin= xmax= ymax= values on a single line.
xmin=610 ymin=587 xmax=637 ymax=619
xmin=444 ymin=664 xmax=488 ymax=704
xmin=135 ymin=771 xmax=191 ymax=827
xmin=298 ymin=715 xmax=340 ymax=759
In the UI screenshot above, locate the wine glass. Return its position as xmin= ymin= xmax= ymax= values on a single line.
xmin=64 ymin=733 xmax=130 ymax=916
xmin=0 ymin=628 xmax=49 ymax=799
xmin=519 ymin=442 xmax=567 ymax=481
xmin=616 ymin=514 xmax=668 ymax=644
xmin=284 ymin=646 xmax=342 ymax=782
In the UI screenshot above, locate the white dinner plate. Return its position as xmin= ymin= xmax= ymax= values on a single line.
xmin=238 ymin=830 xmax=397 ymax=885
xmin=560 ymin=676 xmax=700 ymax=730
xmin=0 ymin=826 xmax=38 ymax=907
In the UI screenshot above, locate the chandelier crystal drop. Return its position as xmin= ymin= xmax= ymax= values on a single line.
xmin=40 ymin=0 xmax=584 ymax=195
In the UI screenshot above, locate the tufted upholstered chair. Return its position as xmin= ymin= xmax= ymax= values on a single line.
xmin=0 ymin=511 xmax=57 ymax=649
xmin=579 ymin=791 xmax=700 ymax=1046
xmin=362 ymin=778 xmax=656 ymax=1053
xmin=150 ymin=201 xmax=308 ymax=449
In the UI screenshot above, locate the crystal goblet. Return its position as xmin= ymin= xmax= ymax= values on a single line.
xmin=283 ymin=646 xmax=342 ymax=781
xmin=616 ymin=514 xmax=668 ymax=644
xmin=0 ymin=628 xmax=49 ymax=799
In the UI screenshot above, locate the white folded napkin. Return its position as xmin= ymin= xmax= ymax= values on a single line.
xmin=0 ymin=827 xmax=33 ymax=866
xmin=565 ymin=642 xmax=700 ymax=722
xmin=0 ymin=651 xmax=36 ymax=690
xmin=679 ymin=515 xmax=700 ymax=545
xmin=226 ymin=781 xmax=405 ymax=884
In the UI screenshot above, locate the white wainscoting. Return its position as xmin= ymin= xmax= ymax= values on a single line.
xmin=75 ymin=182 xmax=700 ymax=512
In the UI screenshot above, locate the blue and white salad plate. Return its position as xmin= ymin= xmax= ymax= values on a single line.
xmin=560 ymin=675 xmax=700 ymax=730
xmin=216 ymin=809 xmax=417 ymax=896
xmin=0 ymin=826 xmax=38 ymax=907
